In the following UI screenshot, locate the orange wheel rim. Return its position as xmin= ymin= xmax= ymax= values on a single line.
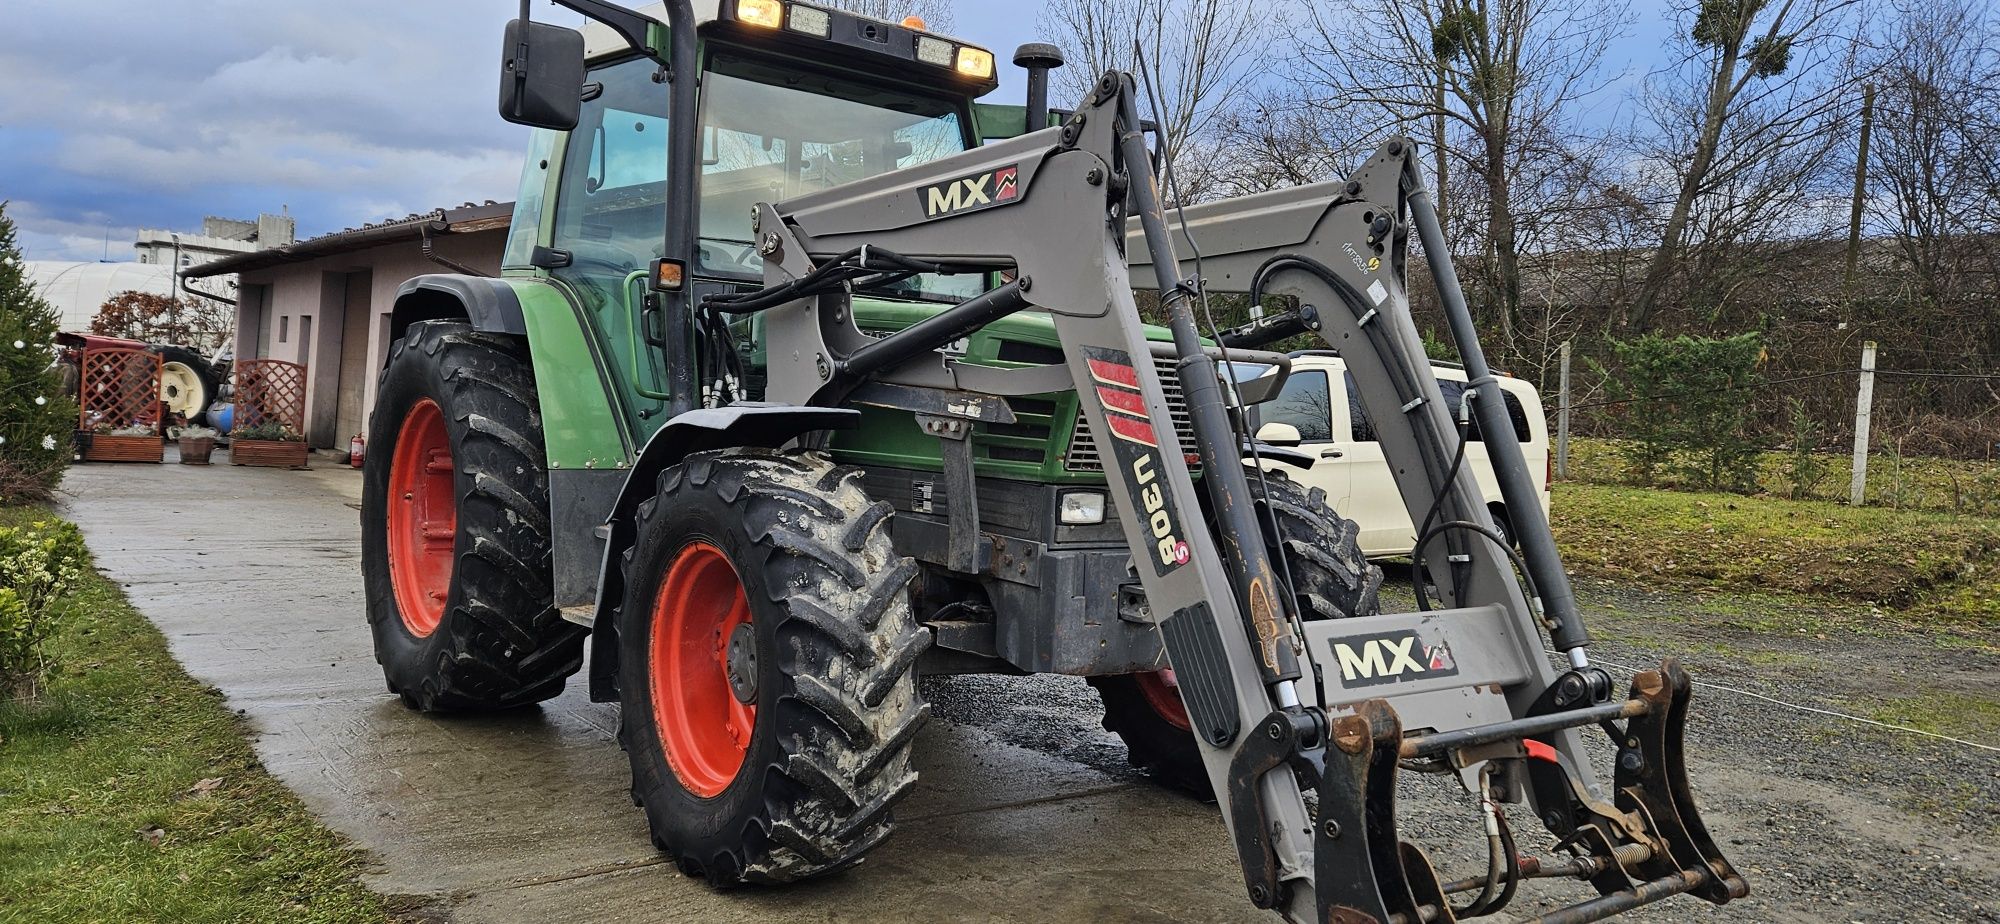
xmin=1136 ymin=669 xmax=1191 ymax=732
xmin=651 ymin=542 xmax=756 ymax=798
xmin=386 ymin=399 xmax=454 ymax=637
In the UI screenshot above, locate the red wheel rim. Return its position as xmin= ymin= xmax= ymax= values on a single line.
xmin=651 ymin=542 xmax=756 ymax=799
xmin=1136 ymin=669 xmax=1191 ymax=732
xmin=386 ymin=399 xmax=455 ymax=638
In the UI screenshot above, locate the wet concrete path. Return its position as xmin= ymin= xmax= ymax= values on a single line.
xmin=62 ymin=454 xmax=1262 ymax=923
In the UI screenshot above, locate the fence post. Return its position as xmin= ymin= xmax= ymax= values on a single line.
xmin=1849 ymin=341 xmax=1876 ymax=506
xmin=1556 ymin=339 xmax=1571 ymax=480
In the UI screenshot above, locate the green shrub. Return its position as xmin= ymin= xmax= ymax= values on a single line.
xmin=0 ymin=202 xmax=77 ymax=504
xmin=0 ymin=518 xmax=89 ymax=701
xmin=230 ymin=420 xmax=304 ymax=442
xmin=1785 ymin=398 xmax=1830 ymax=500
xmin=1600 ymin=331 xmax=1765 ymax=492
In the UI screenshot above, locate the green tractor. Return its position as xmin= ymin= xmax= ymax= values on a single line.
xmin=360 ymin=2 xmax=1747 ymax=920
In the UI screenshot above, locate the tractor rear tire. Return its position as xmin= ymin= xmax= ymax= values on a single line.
xmin=360 ymin=320 xmax=583 ymax=711
xmin=155 ymin=345 xmax=217 ymax=425
xmin=618 ymin=449 xmax=929 ymax=886
xmin=1092 ymin=467 xmax=1382 ymax=796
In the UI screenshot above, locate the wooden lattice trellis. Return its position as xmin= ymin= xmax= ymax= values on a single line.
xmin=78 ymin=346 xmax=163 ymax=462
xmin=232 ymin=359 xmax=307 ymax=436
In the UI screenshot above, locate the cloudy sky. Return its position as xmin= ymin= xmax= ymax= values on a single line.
xmin=1 ymin=1 xmax=1670 ymax=264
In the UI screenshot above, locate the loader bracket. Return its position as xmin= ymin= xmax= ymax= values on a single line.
xmin=1225 ymin=710 xmax=1324 ymax=909
xmin=1314 ymin=700 xmax=1440 ymax=924
xmin=1610 ymin=659 xmax=1749 ymax=905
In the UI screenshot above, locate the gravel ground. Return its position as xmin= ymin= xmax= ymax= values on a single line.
xmin=922 ymin=575 xmax=2000 ymax=923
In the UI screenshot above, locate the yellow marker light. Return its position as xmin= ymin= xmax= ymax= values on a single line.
xmin=955 ymin=46 xmax=995 ymax=79
xmin=901 ymin=16 xmax=927 ymax=29
xmin=737 ymin=0 xmax=783 ymax=28
xmin=915 ymin=35 xmax=954 ymax=66
xmin=787 ymin=4 xmax=831 ymax=36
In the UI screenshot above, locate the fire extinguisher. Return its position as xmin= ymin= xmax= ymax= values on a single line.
xmin=349 ymin=433 xmax=365 ymax=469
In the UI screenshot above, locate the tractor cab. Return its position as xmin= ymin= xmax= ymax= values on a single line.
xmin=500 ymin=2 xmax=1007 ymax=437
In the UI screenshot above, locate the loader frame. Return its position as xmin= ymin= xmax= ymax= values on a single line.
xmin=497 ymin=2 xmax=1746 ymax=919
xmin=723 ymin=72 xmax=1746 ymax=924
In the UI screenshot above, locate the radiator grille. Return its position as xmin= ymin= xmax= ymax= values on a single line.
xmin=1065 ymin=353 xmax=1198 ymax=472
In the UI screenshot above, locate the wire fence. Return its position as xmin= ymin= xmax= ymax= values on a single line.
xmin=1552 ymin=341 xmax=2000 ymax=514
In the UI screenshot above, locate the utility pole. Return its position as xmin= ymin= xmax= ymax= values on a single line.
xmin=1434 ymin=64 xmax=1448 ymax=228
xmin=1842 ymin=84 xmax=1873 ymax=312
xmin=1556 ymin=340 xmax=1571 ymax=480
xmin=1849 ymin=341 xmax=1876 ymax=506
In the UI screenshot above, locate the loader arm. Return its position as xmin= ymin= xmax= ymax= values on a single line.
xmin=717 ymin=70 xmax=1745 ymax=924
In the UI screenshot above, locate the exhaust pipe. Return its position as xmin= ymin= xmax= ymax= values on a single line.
xmin=1013 ymin=42 xmax=1064 ymax=132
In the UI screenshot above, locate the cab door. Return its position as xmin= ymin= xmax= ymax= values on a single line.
xmin=1255 ymin=367 xmax=1350 ymax=513
xmin=545 ymin=56 xmax=675 ymax=434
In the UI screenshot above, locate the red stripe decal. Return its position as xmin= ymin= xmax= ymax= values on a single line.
xmin=1106 ymin=414 xmax=1159 ymax=447
xmin=1096 ymin=386 xmax=1148 ymax=417
xmin=1087 ymin=358 xmax=1140 ymax=389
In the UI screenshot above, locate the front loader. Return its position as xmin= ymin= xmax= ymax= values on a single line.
xmin=358 ymin=2 xmax=1746 ymax=921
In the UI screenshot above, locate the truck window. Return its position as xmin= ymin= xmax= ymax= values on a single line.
xmin=1344 ymin=373 xmax=1532 ymax=443
xmin=1264 ymin=370 xmax=1333 ymax=442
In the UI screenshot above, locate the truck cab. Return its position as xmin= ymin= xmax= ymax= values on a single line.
xmin=1252 ymin=351 xmax=1552 ymax=556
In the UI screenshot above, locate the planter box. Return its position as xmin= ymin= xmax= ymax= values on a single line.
xmin=177 ymin=437 xmax=216 ymax=465
xmin=81 ymin=432 xmax=163 ymax=463
xmin=231 ymin=439 xmax=310 ymax=469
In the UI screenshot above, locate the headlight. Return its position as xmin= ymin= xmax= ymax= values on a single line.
xmin=915 ymin=36 xmax=955 ymax=67
xmin=737 ymin=0 xmax=783 ymax=28
xmin=955 ymin=46 xmax=995 ymax=79
xmin=1059 ymin=491 xmax=1107 ymax=525
xmin=786 ymin=4 xmax=830 ymax=37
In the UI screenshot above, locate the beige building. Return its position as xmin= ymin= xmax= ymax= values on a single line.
xmin=185 ymin=202 xmax=511 ymax=450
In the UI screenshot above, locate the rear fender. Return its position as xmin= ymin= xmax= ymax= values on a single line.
xmin=387 ymin=275 xmax=526 ymax=343
xmin=585 ymin=404 xmax=861 ymax=702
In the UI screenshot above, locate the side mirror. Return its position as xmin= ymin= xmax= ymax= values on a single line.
xmin=499 ymin=19 xmax=586 ymax=131
xmin=1255 ymin=422 xmax=1302 ymax=447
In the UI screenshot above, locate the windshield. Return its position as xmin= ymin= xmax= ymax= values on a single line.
xmin=698 ymin=53 xmax=982 ymax=302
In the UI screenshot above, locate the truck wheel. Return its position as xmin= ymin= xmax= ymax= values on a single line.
xmin=155 ymin=346 xmax=217 ymax=425
xmin=618 ymin=449 xmax=929 ymax=886
xmin=360 ymin=320 xmax=583 ymax=711
xmin=1093 ymin=467 xmax=1382 ymax=796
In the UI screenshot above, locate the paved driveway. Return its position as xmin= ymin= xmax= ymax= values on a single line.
xmin=61 ymin=452 xmax=2000 ymax=923
xmin=61 ymin=454 xmax=1260 ymax=923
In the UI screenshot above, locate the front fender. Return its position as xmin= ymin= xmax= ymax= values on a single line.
xmin=586 ymin=403 xmax=860 ymax=702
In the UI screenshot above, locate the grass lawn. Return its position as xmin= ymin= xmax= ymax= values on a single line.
xmin=1563 ymin=435 xmax=2000 ymax=516
xmin=0 ymin=506 xmax=388 ymax=924
xmin=1551 ymin=480 xmax=2000 ymax=632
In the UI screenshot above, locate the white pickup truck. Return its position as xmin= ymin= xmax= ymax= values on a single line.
xmin=1251 ymin=351 xmax=1552 ymax=558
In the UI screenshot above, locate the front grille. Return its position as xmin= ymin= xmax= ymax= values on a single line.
xmin=1066 ymin=353 xmax=1197 ymax=471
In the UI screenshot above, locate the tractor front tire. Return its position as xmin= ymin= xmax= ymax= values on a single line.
xmin=1093 ymin=467 xmax=1382 ymax=796
xmin=618 ymin=449 xmax=929 ymax=886
xmin=361 ymin=320 xmax=583 ymax=711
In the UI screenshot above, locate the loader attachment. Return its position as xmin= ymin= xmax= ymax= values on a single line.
xmin=720 ymin=69 xmax=1743 ymax=922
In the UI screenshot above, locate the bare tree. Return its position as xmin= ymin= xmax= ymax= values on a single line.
xmin=1295 ymin=0 xmax=1625 ymax=360
xmin=819 ymin=0 xmax=953 ymax=31
xmin=1866 ymin=0 xmax=2000 ymax=311
xmin=1624 ymin=0 xmax=1867 ymax=332
xmin=1208 ymin=85 xmax=1376 ymax=196
xmin=1037 ymin=0 xmax=1266 ymax=201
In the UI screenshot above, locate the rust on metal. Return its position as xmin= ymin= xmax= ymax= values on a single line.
xmin=1332 ymin=713 xmax=1371 ymax=755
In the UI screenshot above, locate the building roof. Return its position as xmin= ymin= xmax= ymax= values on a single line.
xmin=183 ymin=201 xmax=513 ymax=279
